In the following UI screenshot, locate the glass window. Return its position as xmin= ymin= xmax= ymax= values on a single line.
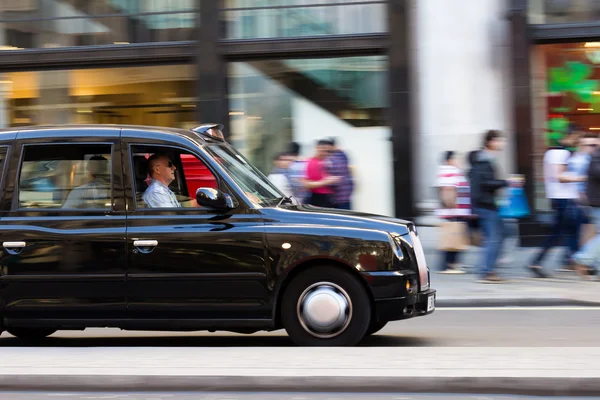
xmin=205 ymin=144 xmax=283 ymax=207
xmin=18 ymin=144 xmax=112 ymax=210
xmin=0 ymin=0 xmax=197 ymax=49
xmin=228 ymin=56 xmax=388 ymax=173
xmin=131 ymin=145 xmax=218 ymax=209
xmin=529 ymin=0 xmax=600 ymax=24
xmin=531 ymin=42 xmax=600 ymax=211
xmin=228 ymin=55 xmax=393 ymax=215
xmin=0 ymin=64 xmax=197 ymax=129
xmin=222 ymin=0 xmax=386 ymax=39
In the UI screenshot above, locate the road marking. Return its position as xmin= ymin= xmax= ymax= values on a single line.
xmin=437 ymin=306 xmax=600 ymax=311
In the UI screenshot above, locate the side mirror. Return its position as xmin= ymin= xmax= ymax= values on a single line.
xmin=196 ymin=188 xmax=238 ymax=210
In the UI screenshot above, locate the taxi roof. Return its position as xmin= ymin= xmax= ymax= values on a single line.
xmin=0 ymin=124 xmax=225 ymax=145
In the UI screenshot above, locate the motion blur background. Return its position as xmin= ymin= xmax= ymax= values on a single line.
xmin=0 ymin=0 xmax=599 ymax=243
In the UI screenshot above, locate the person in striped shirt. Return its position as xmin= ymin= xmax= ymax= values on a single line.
xmin=434 ymin=151 xmax=472 ymax=274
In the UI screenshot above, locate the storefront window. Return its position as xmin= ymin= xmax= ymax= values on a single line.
xmin=228 ymin=55 xmax=393 ymax=215
xmin=0 ymin=64 xmax=198 ymax=129
xmin=222 ymin=0 xmax=386 ymax=39
xmin=529 ymin=0 xmax=600 ymax=24
xmin=0 ymin=0 xmax=197 ymax=49
xmin=531 ymin=42 xmax=600 ymax=210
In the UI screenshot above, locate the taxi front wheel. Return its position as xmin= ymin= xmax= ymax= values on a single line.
xmin=281 ymin=265 xmax=371 ymax=346
xmin=6 ymin=328 xmax=57 ymax=341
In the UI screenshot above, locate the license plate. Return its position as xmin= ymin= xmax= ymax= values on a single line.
xmin=427 ymin=294 xmax=435 ymax=312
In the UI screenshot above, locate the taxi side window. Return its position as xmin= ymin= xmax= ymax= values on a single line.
xmin=131 ymin=146 xmax=218 ymax=209
xmin=18 ymin=144 xmax=112 ymax=210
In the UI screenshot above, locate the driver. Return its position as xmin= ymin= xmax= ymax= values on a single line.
xmin=142 ymin=153 xmax=182 ymax=208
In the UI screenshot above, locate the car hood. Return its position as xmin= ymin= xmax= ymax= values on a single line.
xmin=260 ymin=205 xmax=412 ymax=236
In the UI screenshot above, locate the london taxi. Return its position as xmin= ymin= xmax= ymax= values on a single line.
xmin=0 ymin=124 xmax=435 ymax=346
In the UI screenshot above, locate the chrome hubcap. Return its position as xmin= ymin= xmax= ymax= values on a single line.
xmin=297 ymin=282 xmax=352 ymax=339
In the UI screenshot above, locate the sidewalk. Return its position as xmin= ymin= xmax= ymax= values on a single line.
xmin=417 ymin=225 xmax=600 ymax=307
xmin=1 ymin=347 xmax=599 ymax=395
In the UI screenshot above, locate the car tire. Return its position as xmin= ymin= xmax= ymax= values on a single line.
xmin=6 ymin=328 xmax=56 ymax=341
xmin=365 ymin=320 xmax=388 ymax=336
xmin=281 ymin=265 xmax=371 ymax=346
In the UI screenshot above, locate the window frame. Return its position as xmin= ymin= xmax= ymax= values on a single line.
xmin=0 ymin=145 xmax=11 ymax=211
xmin=13 ymin=142 xmax=115 ymax=212
xmin=203 ymin=143 xmax=285 ymax=207
xmin=127 ymin=143 xmax=228 ymax=213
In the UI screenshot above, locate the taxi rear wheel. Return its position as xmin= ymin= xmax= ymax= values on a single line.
xmin=281 ymin=266 xmax=371 ymax=346
xmin=6 ymin=328 xmax=56 ymax=341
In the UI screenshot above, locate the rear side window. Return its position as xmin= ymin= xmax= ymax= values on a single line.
xmin=18 ymin=144 xmax=112 ymax=210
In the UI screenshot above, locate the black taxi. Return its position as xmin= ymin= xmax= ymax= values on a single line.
xmin=0 ymin=124 xmax=435 ymax=346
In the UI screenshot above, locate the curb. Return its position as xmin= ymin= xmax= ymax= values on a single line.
xmin=436 ymin=297 xmax=600 ymax=308
xmin=0 ymin=375 xmax=599 ymax=396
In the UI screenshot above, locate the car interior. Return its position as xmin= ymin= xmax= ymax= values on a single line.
xmin=19 ymin=147 xmax=112 ymax=209
xmin=130 ymin=148 xmax=218 ymax=209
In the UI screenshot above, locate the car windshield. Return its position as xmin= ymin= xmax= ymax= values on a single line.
xmin=205 ymin=144 xmax=284 ymax=206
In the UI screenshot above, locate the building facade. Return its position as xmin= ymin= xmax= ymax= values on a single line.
xmin=0 ymin=0 xmax=411 ymax=218
xmin=412 ymin=0 xmax=515 ymax=215
xmin=1 ymin=0 xmax=593 ymax=231
xmin=512 ymin=0 xmax=600 ymax=244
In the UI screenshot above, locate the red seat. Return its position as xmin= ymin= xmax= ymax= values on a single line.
xmin=181 ymin=154 xmax=218 ymax=194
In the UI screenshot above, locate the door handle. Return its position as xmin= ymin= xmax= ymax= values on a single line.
xmin=3 ymin=241 xmax=26 ymax=255
xmin=133 ymin=240 xmax=158 ymax=254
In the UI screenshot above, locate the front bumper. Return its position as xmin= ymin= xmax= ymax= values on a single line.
xmin=373 ymin=289 xmax=436 ymax=322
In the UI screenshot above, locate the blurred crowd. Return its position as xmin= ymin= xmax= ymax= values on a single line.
xmin=267 ymin=127 xmax=600 ymax=285
xmin=267 ymin=138 xmax=354 ymax=210
xmin=435 ymin=127 xmax=600 ymax=284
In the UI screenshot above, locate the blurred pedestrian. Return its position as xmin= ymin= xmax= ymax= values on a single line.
xmin=572 ymin=135 xmax=600 ymax=279
xmin=466 ymin=150 xmax=482 ymax=244
xmin=304 ymin=139 xmax=341 ymax=208
xmin=268 ymin=152 xmax=293 ymax=197
xmin=434 ymin=150 xmax=471 ymax=274
xmin=286 ymin=142 xmax=309 ymax=203
xmin=326 ymin=137 xmax=354 ymax=210
xmin=469 ymin=130 xmax=515 ymax=283
xmin=564 ymin=133 xmax=597 ymax=259
xmin=527 ymin=127 xmax=582 ymax=278
xmin=567 ymin=133 xmax=596 ymax=201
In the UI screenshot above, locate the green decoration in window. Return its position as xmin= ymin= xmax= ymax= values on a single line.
xmin=548 ymin=61 xmax=599 ymax=107
xmin=546 ymin=116 xmax=570 ymax=147
xmin=551 ymin=107 xmax=572 ymax=112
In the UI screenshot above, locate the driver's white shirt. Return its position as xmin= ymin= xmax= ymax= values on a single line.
xmin=142 ymin=179 xmax=182 ymax=208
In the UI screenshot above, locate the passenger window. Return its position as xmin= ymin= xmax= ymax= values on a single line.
xmin=18 ymin=144 xmax=112 ymax=210
xmin=131 ymin=146 xmax=218 ymax=209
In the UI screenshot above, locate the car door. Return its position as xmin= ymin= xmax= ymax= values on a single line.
xmin=123 ymin=135 xmax=269 ymax=321
xmin=0 ymin=132 xmax=127 ymax=321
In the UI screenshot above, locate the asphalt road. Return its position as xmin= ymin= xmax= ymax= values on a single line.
xmin=0 ymin=307 xmax=598 ymax=347
xmin=1 ymin=393 xmax=599 ymax=400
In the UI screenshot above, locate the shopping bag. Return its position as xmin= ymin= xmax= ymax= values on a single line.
xmin=437 ymin=221 xmax=469 ymax=251
xmin=580 ymin=223 xmax=596 ymax=247
xmin=499 ymin=187 xmax=530 ymax=219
